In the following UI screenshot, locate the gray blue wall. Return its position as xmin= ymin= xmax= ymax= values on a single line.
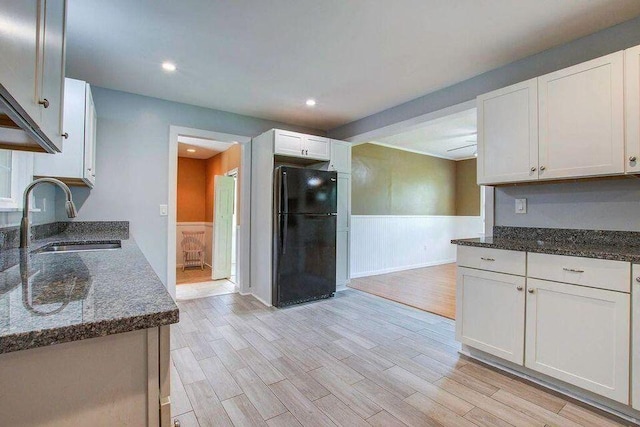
xmin=328 ymin=15 xmax=640 ymax=233
xmin=495 ymin=179 xmax=640 ymax=231
xmin=61 ymin=87 xmax=322 ymax=285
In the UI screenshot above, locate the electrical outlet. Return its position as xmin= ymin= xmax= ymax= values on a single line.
xmin=159 ymin=204 xmax=168 ymax=216
xmin=515 ymin=198 xmax=527 ymax=214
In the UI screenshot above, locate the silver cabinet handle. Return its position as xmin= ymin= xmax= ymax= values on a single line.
xmin=539 ymin=166 xmax=546 ymax=171
xmin=480 ymin=257 xmax=495 ymax=261
xmin=636 ymin=277 xmax=640 ymax=283
xmin=530 ymin=167 xmax=536 ymax=172
xmin=174 ymin=420 xmax=181 ymax=427
xmin=62 ymin=132 xmax=69 ymax=139
xmin=38 ymin=98 xmax=50 ymax=108
xmin=563 ymin=267 xmax=584 ymax=273
xmin=516 ymin=285 xmax=523 ymax=291
xmin=630 ymin=156 xmax=637 ymax=162
xmin=305 ymin=149 xmax=308 ymax=155
xmin=528 ymin=288 xmax=535 ymax=294
xmin=301 ymin=149 xmax=304 ymax=155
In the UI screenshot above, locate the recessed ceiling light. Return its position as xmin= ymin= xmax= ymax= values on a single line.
xmin=186 ymin=148 xmax=196 ymax=153
xmin=305 ymin=99 xmax=316 ymax=107
xmin=162 ymin=62 xmax=177 ymax=72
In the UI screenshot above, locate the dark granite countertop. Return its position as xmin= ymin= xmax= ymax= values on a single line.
xmin=452 ymin=226 xmax=640 ymax=263
xmin=0 ymin=223 xmax=179 ymax=354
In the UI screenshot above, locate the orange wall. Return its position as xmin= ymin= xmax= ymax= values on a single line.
xmin=177 ymin=157 xmax=207 ymax=222
xmin=205 ymin=144 xmax=242 ymax=223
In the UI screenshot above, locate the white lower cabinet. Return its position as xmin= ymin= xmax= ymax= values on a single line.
xmin=525 ymin=278 xmax=630 ymax=404
xmin=336 ymin=230 xmax=349 ymax=288
xmin=456 ymin=267 xmax=525 ymax=364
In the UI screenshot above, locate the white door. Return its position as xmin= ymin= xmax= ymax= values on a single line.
xmin=631 ymin=265 xmax=640 ymax=410
xmin=212 ymin=175 xmax=235 ymax=280
xmin=525 ymin=278 xmax=630 ymax=404
xmin=456 ymin=267 xmax=525 ymax=364
xmin=625 ymin=45 xmax=640 ymax=174
xmin=304 ymin=135 xmax=330 ymax=161
xmin=274 ymin=130 xmax=305 ymax=157
xmin=477 ymin=78 xmax=538 ymax=184
xmin=538 ymin=51 xmax=624 ymax=180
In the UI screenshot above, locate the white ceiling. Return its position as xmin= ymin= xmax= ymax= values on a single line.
xmin=373 ymin=109 xmax=477 ymax=161
xmin=65 ymin=1 xmax=640 ymax=131
xmin=177 ymin=136 xmax=233 ymax=159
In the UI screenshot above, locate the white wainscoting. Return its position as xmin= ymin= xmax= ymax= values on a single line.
xmin=350 ymin=215 xmax=483 ymax=278
xmin=176 ymin=222 xmax=213 ymax=267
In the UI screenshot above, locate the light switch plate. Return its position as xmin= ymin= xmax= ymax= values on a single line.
xmin=515 ymin=198 xmax=527 ymax=214
xmin=159 ymin=204 xmax=168 ymax=216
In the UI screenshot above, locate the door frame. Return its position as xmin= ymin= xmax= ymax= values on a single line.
xmin=168 ymin=126 xmax=251 ymax=299
xmin=343 ymin=99 xmax=494 ymax=236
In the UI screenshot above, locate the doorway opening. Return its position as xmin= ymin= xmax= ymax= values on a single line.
xmin=168 ymin=126 xmax=251 ymax=301
xmin=346 ymin=101 xmax=488 ymax=319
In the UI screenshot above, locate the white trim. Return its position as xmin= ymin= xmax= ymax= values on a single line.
xmin=364 ymin=140 xmax=473 ymax=161
xmin=345 ymin=100 xmax=476 ymax=144
xmin=168 ymin=126 xmax=251 ymax=300
xmin=350 ymin=259 xmax=456 ymax=279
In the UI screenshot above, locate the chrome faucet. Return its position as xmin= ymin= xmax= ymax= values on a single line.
xmin=20 ymin=178 xmax=77 ymax=249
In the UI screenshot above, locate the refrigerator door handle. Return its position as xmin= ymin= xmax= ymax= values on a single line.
xmin=282 ymin=215 xmax=288 ymax=254
xmin=283 ymin=171 xmax=289 ymax=214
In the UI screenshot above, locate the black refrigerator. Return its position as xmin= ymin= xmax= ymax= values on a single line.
xmin=272 ymin=166 xmax=337 ymax=307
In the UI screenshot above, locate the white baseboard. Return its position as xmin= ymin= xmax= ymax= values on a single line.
xmin=350 ymin=258 xmax=455 ymax=279
xmin=240 ymin=291 xmax=272 ymax=307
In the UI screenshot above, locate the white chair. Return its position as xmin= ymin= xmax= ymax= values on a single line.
xmin=181 ymin=231 xmax=205 ymax=271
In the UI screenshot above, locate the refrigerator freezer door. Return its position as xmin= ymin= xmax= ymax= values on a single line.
xmin=273 ymin=213 xmax=337 ymax=306
xmin=279 ymin=167 xmax=337 ymax=214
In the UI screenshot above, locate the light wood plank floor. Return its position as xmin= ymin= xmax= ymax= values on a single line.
xmin=170 ymin=290 xmax=630 ymax=427
xmin=177 ymin=266 xmax=214 ymax=285
xmin=349 ymin=264 xmax=457 ymax=320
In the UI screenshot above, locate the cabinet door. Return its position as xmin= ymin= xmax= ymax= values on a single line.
xmin=0 ymin=0 xmax=41 ymax=121
xmin=477 ymin=79 xmax=538 ymax=184
xmin=456 ymin=267 xmax=525 ymax=364
xmin=83 ymin=83 xmax=96 ymax=186
xmin=329 ymin=140 xmax=351 ymax=173
xmin=336 ymin=173 xmax=350 ymax=231
xmin=625 ymin=45 xmax=640 ymax=174
xmin=632 ymin=265 xmax=640 ymax=410
xmin=274 ymin=130 xmax=304 ymax=157
xmin=37 ymin=0 xmax=65 ymax=151
xmin=525 ymin=278 xmax=630 ymax=403
xmin=336 ymin=230 xmax=349 ymax=288
xmin=34 ymin=77 xmax=84 ymax=179
xmin=538 ymin=52 xmax=624 ymax=179
xmin=304 ymin=135 xmax=330 ymax=161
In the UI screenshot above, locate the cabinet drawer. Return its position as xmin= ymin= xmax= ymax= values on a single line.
xmin=527 ymin=253 xmax=630 ymax=293
xmin=457 ymin=246 xmax=525 ymax=276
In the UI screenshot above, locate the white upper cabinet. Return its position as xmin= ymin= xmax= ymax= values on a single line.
xmin=625 ymin=45 xmax=640 ymax=174
xmin=274 ymin=130 xmax=304 ymax=157
xmin=0 ymin=1 xmax=41 ymax=122
xmin=38 ymin=0 xmax=66 ymax=149
xmin=477 ymin=79 xmax=538 ymax=185
xmin=538 ymin=52 xmax=624 ymax=179
xmin=273 ymin=129 xmax=330 ymax=161
xmin=456 ymin=267 xmax=526 ymax=364
xmin=329 ymin=140 xmax=352 ymax=173
xmin=304 ymin=134 xmax=330 ymax=160
xmin=525 ymin=278 xmax=630 ymax=404
xmin=0 ymin=0 xmax=66 ymax=153
xmin=34 ymin=78 xmax=96 ymax=187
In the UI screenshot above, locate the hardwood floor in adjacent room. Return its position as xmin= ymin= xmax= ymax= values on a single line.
xmin=177 ymin=265 xmax=214 ymax=285
xmin=348 ymin=263 xmax=457 ymax=319
xmin=170 ymin=289 xmax=629 ymax=427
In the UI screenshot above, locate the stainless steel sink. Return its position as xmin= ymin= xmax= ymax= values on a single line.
xmin=32 ymin=240 xmax=122 ymax=254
